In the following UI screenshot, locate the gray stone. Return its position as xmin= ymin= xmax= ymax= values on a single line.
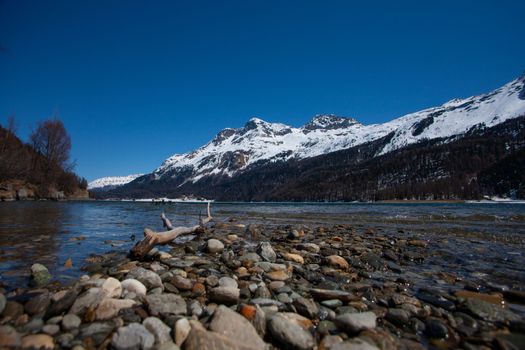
xmin=170 ymin=275 xmax=193 ymax=291
xmin=425 ymin=318 xmax=449 ymax=339
xmin=188 ymin=300 xmax=203 ymax=317
xmin=175 ymin=318 xmax=191 ymax=346
xmin=45 ymin=286 xmax=81 ymax=318
xmin=69 ymin=287 xmax=104 ymax=315
xmin=207 ymin=239 xmax=225 ymax=253
xmin=112 ymin=323 xmax=155 ymax=350
xmin=208 ymin=286 xmax=240 ymax=305
xmin=80 ymin=322 xmax=116 ymax=346
xmin=218 ymin=276 xmax=238 ymax=288
xmin=24 ymin=292 xmax=51 ymax=315
xmin=62 ymin=314 xmax=82 ymax=331
xmin=0 ymin=325 xmax=22 ymax=348
xmin=310 ymin=288 xmax=358 ymax=302
xmin=386 ymin=308 xmax=410 ymax=326
xmin=293 ymin=297 xmax=319 ymax=319
xmin=335 ymin=312 xmax=377 ymax=333
xmin=257 ymin=242 xmax=276 ymax=262
xmin=184 ymin=320 xmax=259 ymax=350
xmin=240 ymin=252 xmax=262 ymax=263
xmin=209 ymin=305 xmax=266 ymax=350
xmin=267 ymin=313 xmax=315 ymax=350
xmin=30 ymin=263 xmax=52 ymax=287
xmin=19 ymin=318 xmax=44 ymax=334
xmin=42 ymin=324 xmax=60 ymax=336
xmin=122 ymin=279 xmax=147 ymax=297
xmin=143 ymin=317 xmax=171 ymax=345
xmin=156 ymin=341 xmax=180 ymax=350
xmin=126 ymin=268 xmax=163 ymax=290
xmin=146 ymin=294 xmax=187 ymax=317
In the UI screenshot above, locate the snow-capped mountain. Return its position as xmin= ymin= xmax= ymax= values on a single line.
xmin=88 ymin=174 xmax=144 ymax=191
xmin=151 ymin=74 xmax=525 ymax=185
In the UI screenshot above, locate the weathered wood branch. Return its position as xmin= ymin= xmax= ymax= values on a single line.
xmin=130 ymin=202 xmax=212 ymax=259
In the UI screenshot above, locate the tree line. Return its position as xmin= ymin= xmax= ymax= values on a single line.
xmin=0 ymin=116 xmax=87 ymax=197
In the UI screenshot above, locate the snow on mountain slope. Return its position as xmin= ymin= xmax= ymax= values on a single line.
xmin=88 ymin=174 xmax=144 ymax=191
xmin=151 ymin=74 xmax=525 ymax=185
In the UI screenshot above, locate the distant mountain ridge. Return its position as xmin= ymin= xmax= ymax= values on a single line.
xmin=88 ymin=174 xmax=144 ymax=191
xmin=93 ymin=73 xmax=525 ymax=200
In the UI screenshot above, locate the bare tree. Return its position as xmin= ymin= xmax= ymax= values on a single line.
xmin=30 ymin=119 xmax=72 ymax=169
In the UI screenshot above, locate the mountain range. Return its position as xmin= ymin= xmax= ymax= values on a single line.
xmin=90 ymin=74 xmax=525 ymax=201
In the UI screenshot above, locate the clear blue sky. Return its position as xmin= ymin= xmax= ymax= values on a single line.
xmin=1 ymin=0 xmax=524 ymax=181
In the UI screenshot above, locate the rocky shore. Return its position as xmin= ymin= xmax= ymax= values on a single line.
xmin=0 ymin=221 xmax=524 ymax=350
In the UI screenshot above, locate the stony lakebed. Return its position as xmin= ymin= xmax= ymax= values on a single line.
xmin=0 ymin=203 xmax=524 ymax=349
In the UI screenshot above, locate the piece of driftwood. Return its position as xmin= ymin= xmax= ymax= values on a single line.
xmin=130 ymin=202 xmax=212 ymax=259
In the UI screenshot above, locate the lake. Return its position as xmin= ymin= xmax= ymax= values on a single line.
xmin=1 ymin=201 xmax=524 ymax=291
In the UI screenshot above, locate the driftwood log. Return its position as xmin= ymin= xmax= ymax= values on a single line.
xmin=130 ymin=202 xmax=212 ymax=259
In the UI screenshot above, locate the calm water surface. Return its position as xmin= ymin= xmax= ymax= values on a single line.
xmin=1 ymin=201 xmax=524 ymax=291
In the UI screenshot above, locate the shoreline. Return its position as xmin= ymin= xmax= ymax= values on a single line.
xmin=1 ymin=220 xmax=523 ymax=349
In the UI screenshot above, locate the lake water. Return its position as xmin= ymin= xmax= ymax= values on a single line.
xmin=1 ymin=201 xmax=524 ymax=291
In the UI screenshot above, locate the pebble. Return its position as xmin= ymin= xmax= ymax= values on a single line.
xmin=386 ymin=308 xmax=411 ymax=326
xmin=267 ymin=312 xmax=315 ymax=350
xmin=102 ymin=277 xmax=122 ymax=298
xmin=208 ymin=286 xmax=240 ymax=305
xmin=69 ymin=287 xmax=105 ymax=315
xmin=0 ymin=325 xmax=22 ymax=348
xmin=30 ymin=263 xmax=52 ymax=287
xmin=24 ymin=292 xmax=51 ymax=315
xmin=209 ymin=305 xmax=266 ymax=350
xmin=326 ymin=255 xmax=349 ymax=269
xmin=283 ymin=253 xmax=304 ymax=264
xmin=62 ymin=314 xmax=82 ymax=331
xmin=95 ymin=298 xmax=136 ymax=320
xmin=170 ymin=275 xmax=193 ymax=291
xmin=175 ymin=318 xmax=191 ymax=346
xmin=122 ymin=278 xmax=147 ymax=297
xmin=42 ymin=324 xmax=60 ymax=336
xmin=218 ymin=276 xmax=238 ymax=288
xmin=335 ymin=312 xmax=377 ymax=333
xmin=21 ymin=334 xmax=55 ymax=349
xmin=112 ymin=323 xmax=155 ymax=350
xmin=146 ymin=294 xmax=187 ymax=317
xmin=293 ymin=297 xmax=319 ymax=319
xmin=207 ymin=239 xmax=225 ymax=253
xmin=257 ymin=242 xmax=277 ymax=262
xmin=126 ymin=267 xmax=163 ymax=290
xmin=143 ymin=317 xmax=171 ymax=345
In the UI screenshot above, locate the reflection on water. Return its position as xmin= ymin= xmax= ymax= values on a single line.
xmin=0 ymin=201 xmax=524 ymax=289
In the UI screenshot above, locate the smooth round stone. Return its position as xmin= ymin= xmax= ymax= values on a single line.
xmin=321 ymin=299 xmax=343 ymax=309
xmin=30 ymin=264 xmax=52 ymax=287
xmin=269 ymin=281 xmax=286 ymax=291
xmin=95 ymin=298 xmax=136 ymax=320
xmin=175 ymin=318 xmax=191 ymax=346
xmin=257 ymin=242 xmax=277 ymax=262
xmin=207 ymin=239 xmax=225 ymax=253
xmin=283 ymin=253 xmax=304 ymax=264
xmin=208 ymin=287 xmax=240 ymax=305
xmin=218 ymin=276 xmax=238 ymax=288
xmin=267 ymin=313 xmax=315 ymax=350
xmin=0 ymin=325 xmax=22 ymax=348
xmin=386 ymin=308 xmax=411 ymax=326
xmin=102 ymin=277 xmax=122 ymax=298
xmin=426 ymin=318 xmax=449 ymax=339
xmin=121 ymin=279 xmax=147 ymax=297
xmin=146 ymin=294 xmax=187 ymax=317
xmin=326 ymin=255 xmax=349 ymax=269
xmin=277 ymin=293 xmax=293 ymax=304
xmin=62 ymin=314 xmax=81 ymax=331
xmin=126 ymin=268 xmax=163 ymax=290
xmin=24 ymin=292 xmax=51 ymax=315
xmin=42 ymin=324 xmax=60 ymax=336
xmin=318 ymin=320 xmax=338 ymax=335
xmin=170 ymin=275 xmax=193 ymax=291
xmin=143 ymin=317 xmax=171 ymax=345
xmin=112 ymin=323 xmax=155 ymax=350
xmin=335 ymin=312 xmax=377 ymax=333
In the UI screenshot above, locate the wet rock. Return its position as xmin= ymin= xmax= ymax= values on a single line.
xmin=209 ymin=286 xmax=240 ymax=305
xmin=426 ymin=318 xmax=449 ymax=339
xmin=126 ymin=267 xmax=163 ymax=290
xmin=69 ymin=287 xmax=104 ymax=315
xmin=3 ymin=301 xmax=24 ymax=320
xmin=318 ymin=320 xmax=337 ymax=335
xmin=24 ymin=292 xmax=50 ymax=315
xmin=209 ymin=305 xmax=266 ymax=350
xmin=293 ymin=297 xmax=319 ymax=319
xmin=321 ymin=299 xmax=343 ymax=309
xmin=0 ymin=325 xmax=22 ymax=348
xmin=122 ymin=278 xmax=147 ymax=297
xmin=21 ymin=334 xmax=54 ymax=350
xmin=170 ymin=275 xmax=193 ymax=291
xmin=30 ymin=263 xmax=51 ymax=287
xmin=95 ymin=298 xmax=136 ymax=320
xmin=175 ymin=318 xmax=191 ymax=346
xmin=257 ymin=242 xmax=277 ymax=262
xmin=310 ymin=288 xmax=358 ymax=302
xmin=62 ymin=313 xmax=81 ymax=331
xmin=143 ymin=317 xmax=171 ymax=345
xmin=326 ymin=255 xmax=349 ymax=270
xmin=207 ymin=239 xmax=225 ymax=253
xmin=385 ymin=308 xmax=410 ymax=327
xmin=267 ymin=312 xmax=315 ymax=350
xmin=102 ymin=277 xmax=122 ymax=298
xmin=55 ymin=333 xmax=75 ymax=348
xmin=80 ymin=322 xmax=116 ymax=345
xmin=464 ymin=298 xmax=520 ymax=322
xmin=112 ymin=323 xmax=155 ymax=350
xmin=335 ymin=312 xmax=377 ymax=333
xmin=319 ymin=335 xmax=343 ymax=349
xmin=146 ymin=294 xmax=187 ymax=317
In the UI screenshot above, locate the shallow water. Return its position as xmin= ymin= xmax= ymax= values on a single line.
xmin=0 ymin=201 xmax=524 ymax=290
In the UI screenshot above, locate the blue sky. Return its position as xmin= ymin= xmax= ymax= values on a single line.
xmin=1 ymin=0 xmax=524 ymax=181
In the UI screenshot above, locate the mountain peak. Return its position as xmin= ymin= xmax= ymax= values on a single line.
xmin=304 ymin=114 xmax=361 ymax=130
